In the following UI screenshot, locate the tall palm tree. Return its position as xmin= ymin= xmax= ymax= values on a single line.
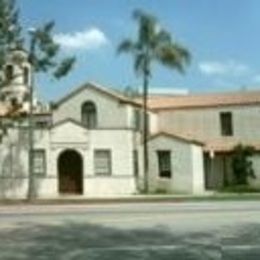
xmin=118 ymin=9 xmax=190 ymax=193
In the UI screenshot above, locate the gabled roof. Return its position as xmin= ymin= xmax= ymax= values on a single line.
xmin=143 ymin=90 xmax=260 ymax=110
xmin=52 ymin=81 xmax=142 ymax=108
xmin=148 ymin=131 xmax=204 ymax=146
xmin=203 ymin=138 xmax=260 ymax=152
xmin=50 ymin=118 xmax=87 ymax=130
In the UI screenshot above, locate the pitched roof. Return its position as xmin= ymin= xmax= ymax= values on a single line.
xmin=152 ymin=130 xmax=260 ymax=152
xmin=149 ymin=131 xmax=204 ymax=146
xmin=53 ymin=81 xmax=142 ymax=108
xmin=144 ymin=90 xmax=260 ymax=110
xmin=50 ymin=118 xmax=87 ymax=130
xmin=203 ymin=138 xmax=260 ymax=152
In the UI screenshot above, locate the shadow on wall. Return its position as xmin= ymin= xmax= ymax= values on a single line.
xmin=0 ymin=220 xmax=260 ymax=259
xmin=0 ymin=129 xmax=28 ymax=198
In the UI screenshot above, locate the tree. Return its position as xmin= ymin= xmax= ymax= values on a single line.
xmin=0 ymin=0 xmax=75 ymax=200
xmin=0 ymin=0 xmax=22 ymax=75
xmin=117 ymin=9 xmax=190 ymax=193
xmin=232 ymin=144 xmax=255 ymax=185
xmin=27 ymin=22 xmax=75 ymax=201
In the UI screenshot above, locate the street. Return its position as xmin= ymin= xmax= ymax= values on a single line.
xmin=0 ymin=201 xmax=260 ymax=259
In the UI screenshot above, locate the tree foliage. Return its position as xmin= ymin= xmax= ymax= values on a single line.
xmin=117 ymin=9 xmax=190 ymax=78
xmin=117 ymin=9 xmax=190 ymax=193
xmin=232 ymin=144 xmax=255 ymax=185
xmin=0 ymin=0 xmax=22 ymax=68
xmin=0 ymin=0 xmax=75 ymax=82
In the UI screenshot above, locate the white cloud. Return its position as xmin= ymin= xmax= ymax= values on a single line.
xmin=54 ymin=27 xmax=109 ymax=51
xmin=198 ymin=60 xmax=250 ymax=76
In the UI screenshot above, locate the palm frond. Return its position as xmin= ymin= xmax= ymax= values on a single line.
xmin=156 ymin=43 xmax=191 ymax=73
xmin=53 ymin=56 xmax=76 ymax=79
xmin=155 ymin=29 xmax=172 ymax=45
xmin=134 ymin=53 xmax=145 ymax=75
xmin=117 ymin=39 xmax=137 ymax=54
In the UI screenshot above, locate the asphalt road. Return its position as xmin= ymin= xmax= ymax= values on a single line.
xmin=0 ymin=201 xmax=260 ymax=259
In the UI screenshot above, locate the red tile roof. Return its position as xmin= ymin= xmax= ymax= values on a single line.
xmin=143 ymin=90 xmax=260 ymax=110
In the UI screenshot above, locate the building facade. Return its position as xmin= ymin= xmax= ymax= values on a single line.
xmin=0 ymin=49 xmax=260 ymax=198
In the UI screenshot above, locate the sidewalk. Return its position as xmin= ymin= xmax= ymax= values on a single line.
xmin=0 ymin=192 xmax=260 ymax=206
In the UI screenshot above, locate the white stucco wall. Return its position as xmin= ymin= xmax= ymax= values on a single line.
xmin=147 ymin=135 xmax=205 ymax=194
xmin=191 ymin=145 xmax=205 ymax=194
xmin=158 ymin=105 xmax=260 ymax=141
xmin=52 ymin=86 xmax=131 ymax=128
xmin=246 ymin=154 xmax=260 ymax=188
xmin=0 ymin=122 xmax=137 ymax=198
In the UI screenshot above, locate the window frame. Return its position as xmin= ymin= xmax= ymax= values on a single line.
xmin=5 ymin=64 xmax=13 ymax=82
xmin=220 ymin=111 xmax=233 ymax=136
xmin=133 ymin=109 xmax=141 ymax=131
xmin=32 ymin=149 xmax=46 ymax=176
xmin=94 ymin=149 xmax=112 ymax=176
xmin=157 ymin=150 xmax=172 ymax=179
xmin=81 ymin=101 xmax=97 ymax=129
xmin=133 ymin=149 xmax=139 ymax=177
xmin=23 ymin=66 xmax=29 ymax=85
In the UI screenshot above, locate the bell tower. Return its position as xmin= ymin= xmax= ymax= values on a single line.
xmin=0 ymin=48 xmax=31 ymax=110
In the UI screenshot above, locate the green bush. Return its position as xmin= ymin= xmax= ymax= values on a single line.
xmin=231 ymin=144 xmax=255 ymax=185
xmin=219 ymin=185 xmax=260 ymax=193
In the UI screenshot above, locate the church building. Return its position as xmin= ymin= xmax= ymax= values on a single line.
xmin=0 ymin=49 xmax=260 ymax=198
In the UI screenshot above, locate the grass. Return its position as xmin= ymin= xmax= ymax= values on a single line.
xmin=218 ymin=185 xmax=260 ymax=194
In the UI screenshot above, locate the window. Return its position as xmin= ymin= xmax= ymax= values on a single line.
xmin=11 ymin=98 xmax=18 ymax=107
xmin=81 ymin=101 xmax=97 ymax=128
xmin=94 ymin=150 xmax=112 ymax=176
xmin=133 ymin=150 xmax=139 ymax=177
xmin=5 ymin=65 xmax=13 ymax=81
xmin=220 ymin=112 xmax=233 ymax=136
xmin=32 ymin=149 xmax=46 ymax=176
xmin=35 ymin=121 xmax=48 ymax=128
xmin=23 ymin=67 xmax=29 ymax=85
xmin=145 ymin=112 xmax=150 ymax=134
xmin=157 ymin=150 xmax=172 ymax=178
xmin=133 ymin=109 xmax=141 ymax=131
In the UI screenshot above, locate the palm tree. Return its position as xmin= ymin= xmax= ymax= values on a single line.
xmin=117 ymin=9 xmax=190 ymax=193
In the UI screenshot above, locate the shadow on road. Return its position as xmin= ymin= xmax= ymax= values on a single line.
xmin=0 ymin=221 xmax=260 ymax=259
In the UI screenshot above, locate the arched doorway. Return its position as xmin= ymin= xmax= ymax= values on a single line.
xmin=58 ymin=149 xmax=83 ymax=194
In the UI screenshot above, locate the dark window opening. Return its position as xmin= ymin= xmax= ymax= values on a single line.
xmin=11 ymin=98 xmax=18 ymax=107
xmin=220 ymin=112 xmax=233 ymax=136
xmin=157 ymin=150 xmax=172 ymax=178
xmin=134 ymin=109 xmax=141 ymax=131
xmin=23 ymin=67 xmax=29 ymax=85
xmin=5 ymin=65 xmax=13 ymax=81
xmin=81 ymin=101 xmax=97 ymax=128
xmin=35 ymin=121 xmax=48 ymax=128
xmin=133 ymin=150 xmax=139 ymax=177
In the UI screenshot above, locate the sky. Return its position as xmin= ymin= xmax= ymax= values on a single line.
xmin=17 ymin=0 xmax=260 ymax=101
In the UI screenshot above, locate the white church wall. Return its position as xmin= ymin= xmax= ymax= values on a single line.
xmin=147 ymin=135 xmax=204 ymax=194
xmin=52 ymin=86 xmax=130 ymax=128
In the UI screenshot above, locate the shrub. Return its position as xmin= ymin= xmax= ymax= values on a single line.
xmin=231 ymin=144 xmax=255 ymax=185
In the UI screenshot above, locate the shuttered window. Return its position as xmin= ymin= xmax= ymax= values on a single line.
xmin=33 ymin=149 xmax=46 ymax=176
xmin=94 ymin=150 xmax=112 ymax=176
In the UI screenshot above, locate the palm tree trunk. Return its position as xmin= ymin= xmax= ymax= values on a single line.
xmin=143 ymin=69 xmax=149 ymax=193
